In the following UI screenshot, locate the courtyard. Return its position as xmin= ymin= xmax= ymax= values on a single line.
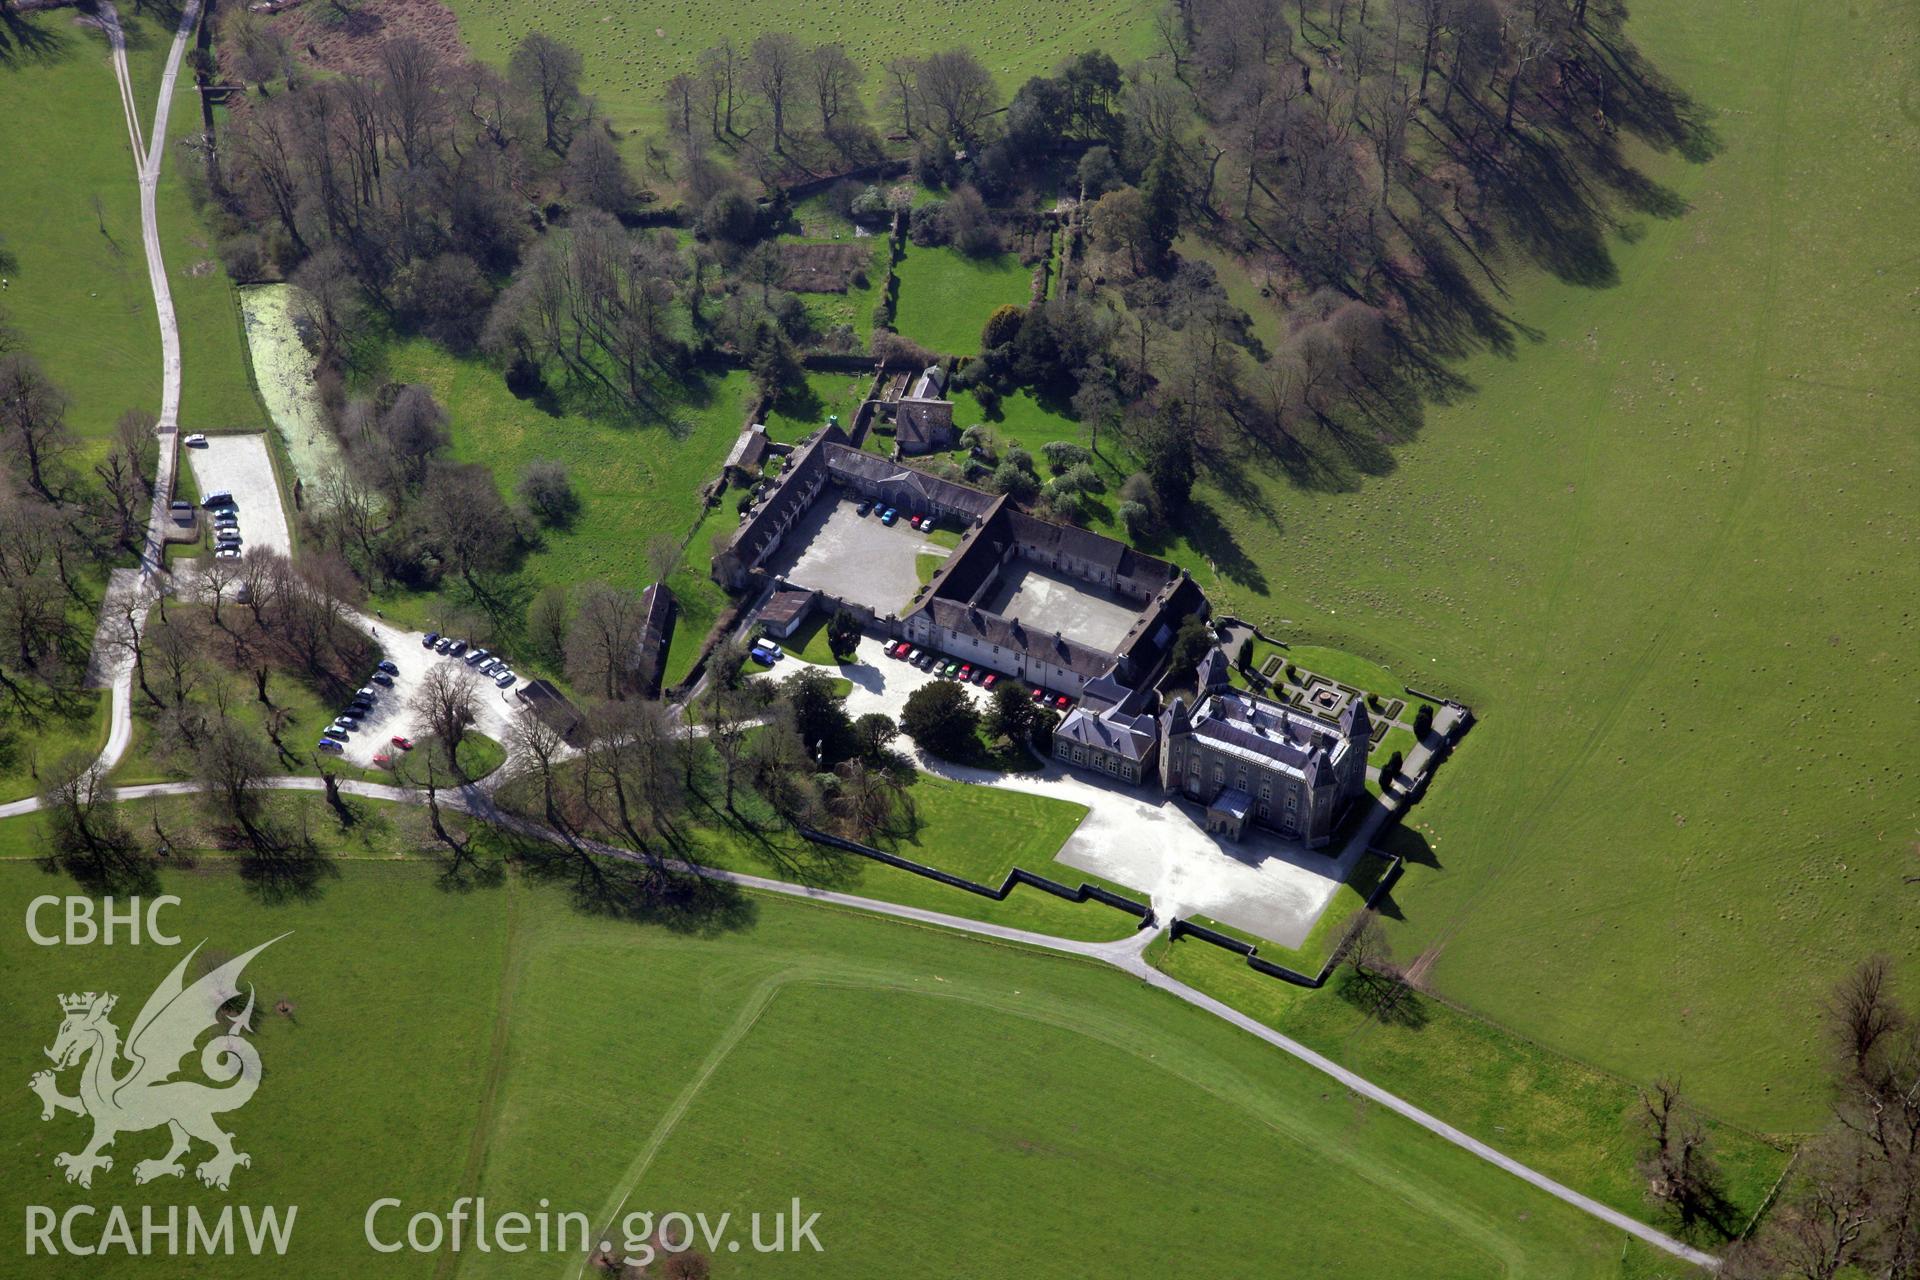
xmin=760 ymin=493 xmax=944 ymax=615
xmin=977 ymin=558 xmax=1146 ymax=652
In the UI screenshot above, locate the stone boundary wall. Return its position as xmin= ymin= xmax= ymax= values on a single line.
xmin=1169 ymin=853 xmax=1408 ymax=988
xmin=796 ymin=827 xmax=1155 ymax=926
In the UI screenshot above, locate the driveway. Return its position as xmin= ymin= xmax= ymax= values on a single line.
xmin=184 ymin=434 xmax=292 ymax=559
xmin=753 ymin=635 xmax=1359 ymax=947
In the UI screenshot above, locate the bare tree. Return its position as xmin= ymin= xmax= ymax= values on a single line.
xmin=40 ymin=752 xmax=148 ymax=888
xmin=564 ymin=582 xmax=645 ymax=701
xmin=915 ymin=50 xmax=998 ymax=151
xmin=808 ymin=43 xmax=865 ymax=154
xmin=0 ymin=352 xmax=74 ymax=501
xmin=1637 ymin=1078 xmax=1731 ymax=1234
xmin=747 ymin=33 xmax=803 ymax=152
xmin=410 ymin=662 xmax=480 ymax=777
xmin=645 ymin=533 xmax=681 ymax=585
xmin=508 ymin=33 xmax=584 ymax=154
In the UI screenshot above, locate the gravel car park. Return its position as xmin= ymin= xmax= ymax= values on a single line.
xmin=184 ymin=435 xmax=292 ymax=558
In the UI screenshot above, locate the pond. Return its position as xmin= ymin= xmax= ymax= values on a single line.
xmin=238 ymin=283 xmax=355 ymax=509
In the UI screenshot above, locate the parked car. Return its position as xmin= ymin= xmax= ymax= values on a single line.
xmin=906 ymin=648 xmax=923 ymax=665
xmin=423 ymin=632 xmax=440 ymax=648
xmin=477 ymin=658 xmax=499 ymax=675
xmin=1055 ymin=695 xmax=1071 ymax=710
xmin=370 ymin=673 xmax=394 ymax=687
xmin=758 ymin=641 xmax=784 ymax=660
xmin=201 ymin=490 xmax=233 ymax=507
xmin=372 ymin=754 xmax=392 ymax=769
xmin=465 ymin=648 xmax=490 ymax=665
xmin=331 ymin=717 xmax=358 ymax=733
xmin=971 ymin=668 xmax=988 ymax=684
xmin=216 ymin=535 xmax=241 ymax=548
xmin=909 ymin=513 xmax=923 ymax=529
xmin=750 ymin=648 xmax=776 ymax=667
xmin=356 ymin=686 xmax=377 ymax=700
xmin=323 ymin=726 xmax=349 ymax=741
xmin=494 ymin=671 xmax=515 ymax=688
xmin=391 ymin=736 xmax=414 ymax=750
xmin=214 ymin=547 xmax=240 ymax=559
xmin=880 ymin=508 xmax=898 ymax=525
xmin=1032 ymin=687 xmax=1049 ymax=703
xmin=376 ymin=659 xmax=399 ymax=675
xmin=447 ymin=639 xmax=468 ymax=656
xmin=213 ymin=514 xmax=239 ymax=528
xmin=434 ymin=637 xmax=454 ymax=653
xmin=982 ymin=673 xmax=998 ymax=690
xmin=958 ymin=664 xmax=972 ymax=680
xmin=184 ymin=433 xmax=208 ymax=447
xmin=316 ymin=739 xmax=344 ymax=754
xmin=856 ymin=500 xmax=873 ymax=516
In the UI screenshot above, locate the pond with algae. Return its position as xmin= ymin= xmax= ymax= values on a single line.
xmin=238 ymin=283 xmax=353 ymax=506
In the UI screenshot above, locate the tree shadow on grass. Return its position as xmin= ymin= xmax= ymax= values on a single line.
xmin=0 ymin=6 xmax=65 ymax=66
xmin=1333 ymin=966 xmax=1430 ymax=1030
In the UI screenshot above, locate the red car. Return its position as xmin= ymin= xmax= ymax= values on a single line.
xmin=373 ymin=753 xmax=393 ymax=769
xmin=957 ymin=664 xmax=972 ymax=680
xmin=982 ymin=673 xmax=998 ymax=689
xmin=1031 ymin=687 xmax=1047 ymax=703
xmin=886 ymin=641 xmax=905 ymax=659
xmin=1055 ymin=694 xmax=1071 ymax=710
xmin=909 ymin=514 xmax=923 ymax=529
xmin=391 ymin=736 xmax=414 ymax=750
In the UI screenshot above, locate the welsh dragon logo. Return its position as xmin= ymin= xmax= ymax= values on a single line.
xmin=29 ymin=935 xmax=286 ymax=1191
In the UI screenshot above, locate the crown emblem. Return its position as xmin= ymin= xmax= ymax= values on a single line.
xmin=59 ymin=992 xmax=113 ymax=1014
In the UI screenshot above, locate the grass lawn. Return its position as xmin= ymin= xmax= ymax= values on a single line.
xmin=1153 ymin=929 xmax=1789 ymax=1243
xmin=0 ymin=691 xmax=109 ymax=804
xmin=371 ymin=339 xmax=750 ymax=678
xmin=108 ymin=667 xmax=389 ymax=794
xmin=403 ymin=732 xmax=508 ymax=785
xmin=891 ymin=244 xmax=1032 ymax=356
xmin=0 ymin=8 xmax=262 ymax=444
xmin=1141 ymin=0 xmax=1920 ymax=1132
xmin=761 ymin=368 xmax=873 ymax=444
xmin=0 ymin=847 xmax=1690 ymax=1277
xmin=440 ymin=0 xmax=1158 ymax=142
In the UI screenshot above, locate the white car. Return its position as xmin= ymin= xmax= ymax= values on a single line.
xmin=494 ymin=671 xmax=516 ymax=688
xmin=184 ymin=433 xmax=208 ymax=447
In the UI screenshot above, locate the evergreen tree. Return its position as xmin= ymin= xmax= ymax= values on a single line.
xmin=1141 ymin=144 xmax=1183 ymax=272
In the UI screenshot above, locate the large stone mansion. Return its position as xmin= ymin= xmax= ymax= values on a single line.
xmin=714 ymin=426 xmax=1371 ymax=847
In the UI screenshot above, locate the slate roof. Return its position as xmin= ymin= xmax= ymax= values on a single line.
xmin=921 ymin=598 xmax=1112 ymax=680
xmin=911 ymin=364 xmax=948 ymax=399
xmin=1055 ymin=702 xmax=1159 ymax=762
xmin=820 ymin=445 xmax=999 ymax=520
xmin=516 ymin=678 xmax=587 ymax=747
xmin=1183 ymin=689 xmax=1354 ymax=779
xmin=726 ymin=425 xmax=849 ymax=568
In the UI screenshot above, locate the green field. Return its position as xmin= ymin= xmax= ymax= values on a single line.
xmin=891 ymin=245 xmax=1032 ymax=356
xmin=1154 ymin=927 xmax=1789 ymax=1237
xmin=0 ymin=856 xmax=1689 ymax=1277
xmin=442 ymin=0 xmax=1159 ymax=139
xmin=1164 ymin=0 xmax=1920 ymax=1131
xmin=372 ymin=339 xmax=751 ymax=679
xmin=0 ymin=8 xmax=262 ymax=443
